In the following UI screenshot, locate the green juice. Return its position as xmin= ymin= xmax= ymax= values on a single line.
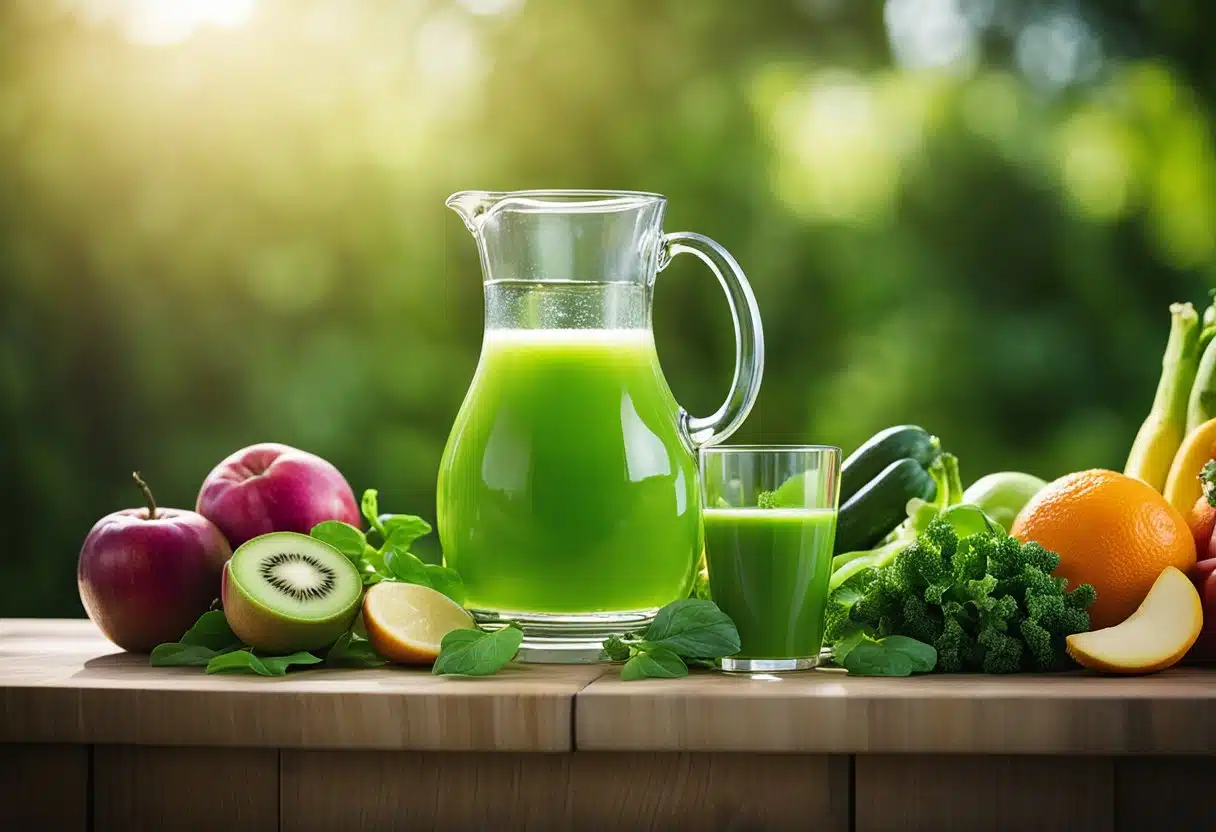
xmin=703 ymin=508 xmax=837 ymax=659
xmin=437 ymin=327 xmax=700 ymax=614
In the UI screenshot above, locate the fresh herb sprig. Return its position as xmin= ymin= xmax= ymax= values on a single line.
xmin=604 ymin=599 xmax=741 ymax=680
xmin=432 ymin=623 xmax=524 ymax=676
xmin=149 ymin=609 xmax=388 ymax=675
xmin=311 ymin=488 xmax=465 ymax=605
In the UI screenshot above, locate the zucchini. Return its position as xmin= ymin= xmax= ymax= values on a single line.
xmin=834 ymin=457 xmax=937 ymax=555
xmin=840 ymin=425 xmax=938 ymax=504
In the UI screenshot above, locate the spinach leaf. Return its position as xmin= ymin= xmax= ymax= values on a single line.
xmin=643 ymin=599 xmax=740 ymax=659
xmin=205 ymin=649 xmax=322 ymax=676
xmin=150 ymin=642 xmax=238 ymax=667
xmin=843 ymin=636 xmax=937 ymax=677
xmin=383 ymin=548 xmax=429 ymax=584
xmin=383 ymin=515 xmax=432 ymax=549
xmin=324 ymin=632 xmax=387 ymax=668
xmin=432 ymin=625 xmax=523 ymax=676
xmin=424 ymin=564 xmax=466 ymax=605
xmin=310 ymin=521 xmax=366 ymax=561
xmin=177 ymin=610 xmax=240 ymax=651
xmin=621 ymin=645 xmax=688 ymax=680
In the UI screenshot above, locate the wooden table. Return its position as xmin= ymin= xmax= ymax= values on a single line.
xmin=3 ymin=619 xmax=1214 ymax=830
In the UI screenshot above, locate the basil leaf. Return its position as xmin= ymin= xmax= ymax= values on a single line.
xmin=424 ymin=564 xmax=466 ymax=605
xmin=361 ymin=489 xmax=386 ymax=538
xmin=382 ymin=515 xmax=432 ymax=549
xmin=602 ymin=634 xmax=633 ymax=662
xmin=643 ymin=599 xmax=741 ymax=659
xmin=830 ymin=630 xmax=866 ymax=664
xmin=621 ymin=645 xmax=688 ymax=680
xmin=310 ymin=521 xmax=366 ymax=561
xmin=432 ymin=625 xmax=522 ymax=676
xmin=324 ymin=632 xmax=387 ymax=668
xmin=206 ymin=649 xmax=322 ymax=676
xmin=843 ymin=642 xmax=915 ymax=677
xmin=150 ymin=642 xmax=237 ymax=667
xmin=881 ymin=635 xmax=937 ymax=673
xmin=384 ymin=548 xmax=430 ymax=584
xmin=177 ymin=610 xmax=240 ymax=650
xmin=362 ymin=572 xmax=385 ymax=587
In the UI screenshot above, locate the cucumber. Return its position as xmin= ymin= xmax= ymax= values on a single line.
xmin=834 ymin=457 xmax=937 ymax=555
xmin=840 ymin=425 xmax=939 ymax=504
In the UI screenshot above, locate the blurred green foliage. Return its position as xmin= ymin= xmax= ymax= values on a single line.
xmin=3 ymin=0 xmax=1216 ymax=616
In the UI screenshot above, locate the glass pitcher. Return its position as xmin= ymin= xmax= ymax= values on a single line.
xmin=440 ymin=190 xmax=764 ymax=662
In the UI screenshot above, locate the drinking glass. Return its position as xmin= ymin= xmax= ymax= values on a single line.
xmin=700 ymin=445 xmax=842 ymax=672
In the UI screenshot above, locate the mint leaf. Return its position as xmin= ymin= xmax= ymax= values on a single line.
xmin=643 ymin=599 xmax=740 ymax=659
xmin=621 ymin=645 xmax=688 ymax=680
xmin=205 ymin=649 xmax=322 ymax=676
xmin=602 ymin=634 xmax=632 ymax=662
xmin=384 ymin=548 xmax=430 ymax=584
xmin=150 ymin=642 xmax=238 ymax=667
xmin=382 ymin=515 xmax=432 ymax=549
xmin=842 ymin=636 xmax=936 ymax=677
xmin=177 ymin=610 xmax=240 ymax=651
xmin=424 ymin=564 xmax=466 ymax=605
xmin=310 ymin=521 xmax=366 ymax=561
xmin=324 ymin=632 xmax=387 ymax=668
xmin=361 ymin=489 xmax=386 ymax=538
xmin=432 ymin=625 xmax=523 ymax=676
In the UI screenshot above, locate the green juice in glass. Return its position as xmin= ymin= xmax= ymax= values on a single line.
xmin=437 ymin=326 xmax=700 ymax=614
xmin=702 ymin=507 xmax=837 ymax=659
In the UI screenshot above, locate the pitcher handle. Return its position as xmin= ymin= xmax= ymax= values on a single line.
xmin=660 ymin=232 xmax=765 ymax=448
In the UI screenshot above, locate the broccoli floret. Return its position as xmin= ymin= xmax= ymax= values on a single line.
xmin=1065 ymin=582 xmax=1097 ymax=611
xmin=977 ymin=627 xmax=1023 ymax=673
xmin=824 ymin=512 xmax=1100 ymax=675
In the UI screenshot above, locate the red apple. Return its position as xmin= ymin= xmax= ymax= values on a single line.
xmin=1186 ymin=557 xmax=1216 ymax=663
xmin=78 ymin=473 xmax=232 ymax=651
xmin=196 ymin=443 xmax=359 ymax=548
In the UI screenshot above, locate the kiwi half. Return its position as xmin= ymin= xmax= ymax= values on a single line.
xmin=222 ymin=532 xmax=362 ymax=652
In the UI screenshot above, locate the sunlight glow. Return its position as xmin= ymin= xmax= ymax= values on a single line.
xmin=122 ymin=0 xmax=256 ymax=46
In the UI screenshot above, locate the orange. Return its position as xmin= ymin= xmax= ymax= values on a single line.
xmin=1011 ymin=469 xmax=1196 ymax=630
xmin=1066 ymin=566 xmax=1202 ymax=674
xmin=362 ymin=581 xmax=474 ymax=665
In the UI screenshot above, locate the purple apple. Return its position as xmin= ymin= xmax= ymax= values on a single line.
xmin=78 ymin=473 xmax=232 ymax=651
xmin=195 ymin=442 xmax=359 ymax=548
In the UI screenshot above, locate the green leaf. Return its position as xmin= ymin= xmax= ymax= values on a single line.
xmin=843 ymin=636 xmax=937 ymax=677
xmin=360 ymin=545 xmax=388 ymax=579
xmin=424 ymin=564 xmax=466 ymax=605
xmin=205 ymin=649 xmax=322 ymax=676
xmin=324 ymin=632 xmax=387 ymax=668
xmin=830 ymin=630 xmax=866 ymax=664
xmin=432 ymin=625 xmax=523 ymax=676
xmin=621 ymin=645 xmax=689 ymax=680
xmin=643 ymin=599 xmax=741 ymax=659
xmin=177 ymin=610 xmax=240 ymax=650
xmin=602 ymin=634 xmax=633 ymax=662
xmin=361 ymin=489 xmax=385 ymax=538
xmin=150 ymin=642 xmax=237 ymax=667
xmin=384 ymin=548 xmax=430 ymax=584
xmin=382 ymin=514 xmax=432 ymax=549
xmin=310 ymin=521 xmax=366 ymax=561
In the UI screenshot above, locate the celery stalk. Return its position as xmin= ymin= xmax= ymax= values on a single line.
xmin=1125 ymin=303 xmax=1201 ymax=491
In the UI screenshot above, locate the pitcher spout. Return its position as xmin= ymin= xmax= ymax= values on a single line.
xmin=445 ymin=191 xmax=505 ymax=234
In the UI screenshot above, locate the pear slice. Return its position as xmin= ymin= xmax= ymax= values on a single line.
xmin=1066 ymin=566 xmax=1203 ymax=675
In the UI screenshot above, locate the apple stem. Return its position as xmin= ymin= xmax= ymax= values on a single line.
xmin=132 ymin=471 xmax=158 ymax=520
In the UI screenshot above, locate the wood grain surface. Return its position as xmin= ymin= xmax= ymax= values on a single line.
xmin=0 ymin=743 xmax=88 ymax=830
xmin=94 ymin=745 xmax=278 ymax=831
xmin=281 ymin=750 xmax=849 ymax=831
xmin=854 ymin=755 xmax=1114 ymax=832
xmin=1114 ymin=757 xmax=1216 ymax=831
xmin=576 ymin=665 xmax=1216 ymax=754
xmin=0 ymin=619 xmax=605 ymax=751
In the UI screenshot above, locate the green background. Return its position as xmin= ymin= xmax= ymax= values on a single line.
xmin=3 ymin=0 xmax=1215 ymax=616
